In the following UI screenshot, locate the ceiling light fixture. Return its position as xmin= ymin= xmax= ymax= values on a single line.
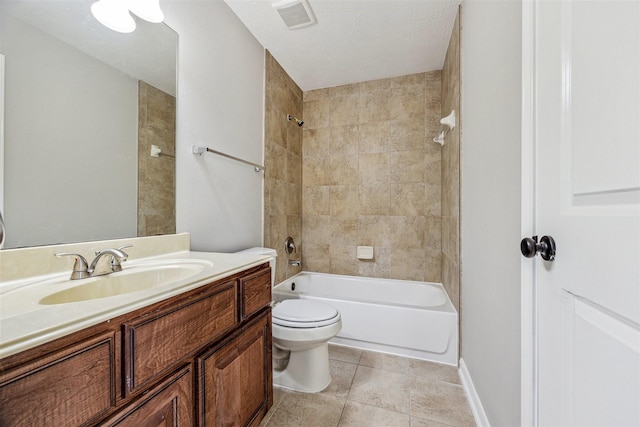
xmin=91 ymin=0 xmax=136 ymax=33
xmin=128 ymin=0 xmax=164 ymax=24
xmin=91 ymin=0 xmax=164 ymax=33
xmin=272 ymin=0 xmax=316 ymax=30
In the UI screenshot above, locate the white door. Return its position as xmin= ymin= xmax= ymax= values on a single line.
xmin=530 ymin=0 xmax=640 ymax=425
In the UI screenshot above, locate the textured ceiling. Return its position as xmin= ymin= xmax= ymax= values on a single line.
xmin=224 ymin=0 xmax=461 ymax=91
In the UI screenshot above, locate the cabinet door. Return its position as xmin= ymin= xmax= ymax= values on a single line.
xmin=196 ymin=311 xmax=272 ymax=427
xmin=100 ymin=365 xmax=193 ymax=427
xmin=0 ymin=331 xmax=117 ymax=426
xmin=124 ymin=280 xmax=237 ymax=395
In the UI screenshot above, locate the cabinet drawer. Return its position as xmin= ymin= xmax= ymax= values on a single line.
xmin=124 ymin=281 xmax=237 ymax=395
xmin=0 ymin=331 xmax=117 ymax=426
xmin=100 ymin=365 xmax=193 ymax=427
xmin=239 ymin=267 xmax=271 ymax=321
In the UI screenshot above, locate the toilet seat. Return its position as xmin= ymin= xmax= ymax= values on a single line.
xmin=273 ymin=299 xmax=340 ymax=328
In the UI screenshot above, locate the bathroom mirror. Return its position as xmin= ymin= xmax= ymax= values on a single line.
xmin=0 ymin=0 xmax=177 ymax=249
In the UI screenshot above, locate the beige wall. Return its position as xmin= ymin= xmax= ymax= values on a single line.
xmin=137 ymin=81 xmax=176 ymax=237
xmin=264 ymin=52 xmax=304 ymax=284
xmin=441 ymin=11 xmax=461 ymax=312
xmin=301 ymin=73 xmax=443 ymax=282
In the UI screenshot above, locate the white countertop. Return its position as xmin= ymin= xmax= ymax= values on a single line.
xmin=0 ymin=250 xmax=271 ymax=359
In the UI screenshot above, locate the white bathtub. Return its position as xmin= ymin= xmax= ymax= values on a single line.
xmin=273 ymin=271 xmax=458 ymax=366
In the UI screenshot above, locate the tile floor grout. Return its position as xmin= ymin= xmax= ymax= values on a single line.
xmin=260 ymin=344 xmax=476 ymax=427
xmin=336 ymin=354 xmax=361 ymax=426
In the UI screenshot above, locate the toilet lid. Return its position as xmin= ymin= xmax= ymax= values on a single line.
xmin=272 ymin=299 xmax=340 ymax=328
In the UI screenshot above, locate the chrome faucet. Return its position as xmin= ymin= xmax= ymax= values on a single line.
xmin=89 ymin=247 xmax=130 ymax=276
xmin=55 ymin=245 xmax=131 ymax=280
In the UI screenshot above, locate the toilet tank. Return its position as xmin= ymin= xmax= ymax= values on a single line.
xmin=235 ymin=247 xmax=277 ymax=286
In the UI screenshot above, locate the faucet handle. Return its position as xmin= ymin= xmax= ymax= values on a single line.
xmin=110 ymin=245 xmax=131 ymax=272
xmin=93 ymin=245 xmax=132 ymax=256
xmin=102 ymin=246 xmax=129 ymax=273
xmin=116 ymin=244 xmax=133 ymax=254
xmin=55 ymin=253 xmax=90 ymax=280
xmin=285 ymin=236 xmax=297 ymax=255
xmin=89 ymin=248 xmax=129 ymax=276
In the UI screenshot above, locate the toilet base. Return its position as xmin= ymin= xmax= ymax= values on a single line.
xmin=273 ymin=342 xmax=331 ymax=393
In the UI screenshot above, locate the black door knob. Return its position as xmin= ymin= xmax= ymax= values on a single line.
xmin=521 ymin=237 xmax=538 ymax=258
xmin=520 ymin=235 xmax=556 ymax=261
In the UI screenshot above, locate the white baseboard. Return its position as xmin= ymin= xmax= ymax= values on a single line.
xmin=459 ymin=358 xmax=491 ymax=427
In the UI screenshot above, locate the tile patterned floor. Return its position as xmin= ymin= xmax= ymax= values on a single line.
xmin=259 ymin=345 xmax=476 ymax=427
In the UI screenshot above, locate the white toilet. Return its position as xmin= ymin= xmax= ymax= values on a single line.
xmin=236 ymin=247 xmax=342 ymax=393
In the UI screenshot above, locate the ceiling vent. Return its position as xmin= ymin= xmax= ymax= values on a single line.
xmin=272 ymin=0 xmax=316 ymax=30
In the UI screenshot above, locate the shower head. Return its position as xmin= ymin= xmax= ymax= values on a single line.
xmin=287 ymin=114 xmax=304 ymax=127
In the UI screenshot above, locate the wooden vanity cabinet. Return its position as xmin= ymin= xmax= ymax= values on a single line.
xmin=99 ymin=365 xmax=193 ymax=427
xmin=0 ymin=262 xmax=272 ymax=427
xmin=0 ymin=331 xmax=118 ymax=426
xmin=239 ymin=268 xmax=271 ymax=321
xmin=196 ymin=310 xmax=272 ymax=427
xmin=123 ymin=279 xmax=238 ymax=396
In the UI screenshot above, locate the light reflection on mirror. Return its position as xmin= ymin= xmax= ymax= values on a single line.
xmin=0 ymin=0 xmax=177 ymax=249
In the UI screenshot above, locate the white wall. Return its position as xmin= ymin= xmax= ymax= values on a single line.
xmin=460 ymin=1 xmax=522 ymax=426
xmin=162 ymin=1 xmax=265 ymax=253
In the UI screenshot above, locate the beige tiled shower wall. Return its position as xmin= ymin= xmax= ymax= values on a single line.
xmin=441 ymin=10 xmax=461 ymax=312
xmin=301 ymin=72 xmax=443 ymax=282
xmin=137 ymin=81 xmax=176 ymax=237
xmin=264 ymin=51 xmax=304 ymax=284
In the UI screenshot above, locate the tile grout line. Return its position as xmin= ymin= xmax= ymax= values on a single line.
xmin=330 ymin=346 xmax=362 ymax=426
xmin=301 ymin=345 xmax=474 ymax=427
xmin=335 ymin=398 xmax=347 ymax=427
xmin=408 ymin=367 xmax=413 ymax=421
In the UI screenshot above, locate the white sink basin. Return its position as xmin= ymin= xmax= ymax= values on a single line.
xmin=38 ymin=259 xmax=212 ymax=305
